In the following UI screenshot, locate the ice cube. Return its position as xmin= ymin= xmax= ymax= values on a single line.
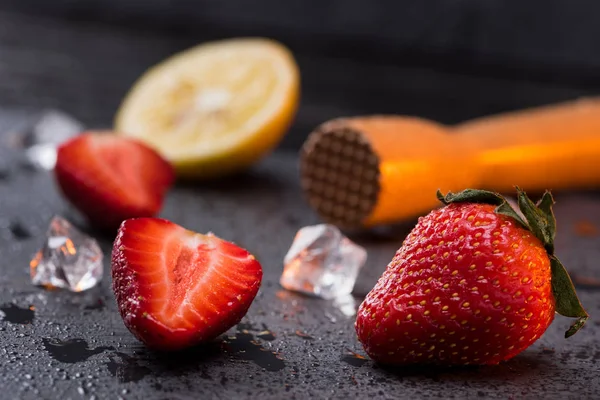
xmin=30 ymin=216 xmax=103 ymax=292
xmin=22 ymin=110 xmax=84 ymax=170
xmin=280 ymin=224 xmax=367 ymax=299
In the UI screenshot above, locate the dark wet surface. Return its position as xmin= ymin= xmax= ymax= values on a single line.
xmin=0 ymin=166 xmax=10 ymax=181
xmin=256 ymin=330 xmax=276 ymax=341
xmin=8 ymin=220 xmax=31 ymax=240
xmin=341 ymin=353 xmax=369 ymax=368
xmin=106 ymin=353 xmax=152 ymax=383
xmin=42 ymin=338 xmax=113 ymax=364
xmin=295 ymin=330 xmax=315 ymax=340
xmin=0 ymin=118 xmax=599 ymax=399
xmin=222 ymin=331 xmax=286 ymax=372
xmin=0 ymin=303 xmax=35 ymax=324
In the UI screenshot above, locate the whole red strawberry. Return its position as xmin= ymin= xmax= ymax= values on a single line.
xmin=112 ymin=218 xmax=262 ymax=351
xmin=356 ymin=188 xmax=588 ymax=366
xmin=55 ymin=132 xmax=175 ymax=231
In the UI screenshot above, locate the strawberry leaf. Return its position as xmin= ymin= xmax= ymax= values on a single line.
xmin=495 ymin=201 xmax=528 ymax=229
xmin=436 ymin=189 xmax=527 ymax=227
xmin=437 ymin=188 xmax=504 ymax=206
xmin=536 ymin=191 xmax=557 ymax=242
xmin=550 ymin=256 xmax=589 ymax=337
xmin=516 ymin=187 xmax=555 ymax=254
xmin=565 ymin=317 xmax=588 ymax=339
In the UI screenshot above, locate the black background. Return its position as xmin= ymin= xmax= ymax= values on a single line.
xmin=1 ymin=1 xmax=600 ymax=149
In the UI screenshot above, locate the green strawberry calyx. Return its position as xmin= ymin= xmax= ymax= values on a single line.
xmin=437 ymin=187 xmax=589 ymax=338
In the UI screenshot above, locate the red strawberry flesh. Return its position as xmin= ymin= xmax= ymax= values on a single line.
xmin=112 ymin=218 xmax=262 ymax=350
xmin=55 ymin=133 xmax=174 ymax=230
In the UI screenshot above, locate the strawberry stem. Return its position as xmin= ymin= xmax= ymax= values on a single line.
xmin=437 ymin=187 xmax=589 ymax=337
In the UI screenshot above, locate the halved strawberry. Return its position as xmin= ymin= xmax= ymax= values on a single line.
xmin=55 ymin=132 xmax=175 ymax=230
xmin=111 ymin=218 xmax=263 ymax=351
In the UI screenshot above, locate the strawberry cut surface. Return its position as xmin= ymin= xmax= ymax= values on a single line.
xmin=112 ymin=218 xmax=263 ymax=351
xmin=55 ymin=132 xmax=174 ymax=230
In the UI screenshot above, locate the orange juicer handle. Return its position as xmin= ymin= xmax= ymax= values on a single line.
xmin=456 ymin=98 xmax=600 ymax=193
xmin=300 ymin=98 xmax=600 ymax=229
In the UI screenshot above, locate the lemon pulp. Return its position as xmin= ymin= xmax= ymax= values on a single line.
xmin=115 ymin=38 xmax=300 ymax=178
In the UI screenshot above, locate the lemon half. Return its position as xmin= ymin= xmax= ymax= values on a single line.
xmin=115 ymin=38 xmax=300 ymax=178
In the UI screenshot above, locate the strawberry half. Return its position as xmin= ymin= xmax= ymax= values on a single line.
xmin=111 ymin=218 xmax=263 ymax=351
xmin=55 ymin=132 xmax=175 ymax=230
